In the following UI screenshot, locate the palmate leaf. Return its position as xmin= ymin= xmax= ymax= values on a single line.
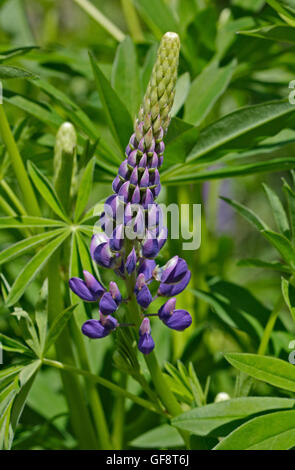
xmin=186 ymin=100 xmax=295 ymax=164
xmin=28 ymin=161 xmax=69 ymax=222
xmin=0 ymin=333 xmax=33 ymax=356
xmin=214 ymin=410 xmax=295 ymax=450
xmin=238 ymin=258 xmax=292 ymax=273
xmin=282 ymin=178 xmax=295 ymax=241
xmin=89 ymin=53 xmax=133 ymax=154
xmin=0 ymin=361 xmax=41 ymax=450
xmin=0 ymin=216 xmax=65 ymax=228
xmin=262 ymin=229 xmax=295 ymax=268
xmin=6 ymin=229 xmax=70 ymax=306
xmin=225 ymin=353 xmax=295 ymax=392
xmin=0 ymin=46 xmax=38 ymax=62
xmin=184 ymin=59 xmax=237 ymax=126
xmin=171 ymin=73 xmax=191 ymax=117
xmin=220 ymin=196 xmax=267 ymax=231
xmin=0 ymin=228 xmax=66 ymax=265
xmin=171 ymin=397 xmax=295 ymax=437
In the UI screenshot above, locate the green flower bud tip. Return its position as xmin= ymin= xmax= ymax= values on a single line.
xmin=55 ymin=121 xmax=77 ymax=155
xmin=137 ymin=32 xmax=180 ymax=137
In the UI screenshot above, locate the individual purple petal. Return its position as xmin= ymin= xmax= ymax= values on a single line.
xmin=118 ymin=159 xmax=129 ymax=179
xmin=142 ymin=235 xmax=159 ymax=259
xmin=131 ymin=185 xmax=141 ymax=204
xmin=138 ymin=153 xmax=147 ymax=169
xmin=100 ymin=313 xmax=118 ymax=330
xmin=140 ymin=168 xmax=149 ymax=188
xmin=130 ymin=167 xmax=138 ymax=186
xmin=104 ymin=194 xmax=120 ymax=219
xmin=138 ymin=259 xmax=156 ymax=281
xmin=161 ymin=256 xmax=185 ymax=283
xmin=90 ymin=233 xmax=108 ymax=259
xmin=158 ymin=156 xmax=164 ymax=167
xmin=149 ymin=153 xmax=158 ymax=168
xmin=69 ymin=277 xmax=98 ymax=302
xmin=138 ymin=318 xmax=154 ymax=354
xmin=151 ymin=169 xmax=160 ymax=186
xmin=118 ymin=181 xmax=130 ymax=203
xmin=99 ymin=292 xmax=118 ymax=315
xmin=109 ymin=224 xmax=124 ymax=251
xmin=127 ymin=150 xmax=137 ymax=168
xmin=138 ymin=334 xmax=155 ymax=354
xmin=112 ymin=175 xmax=123 ymax=193
xmin=81 ymin=319 xmax=109 ymax=338
xmin=93 ymin=242 xmax=117 ymax=268
xmin=141 ymin=188 xmax=154 ymax=209
xmin=138 ymin=138 xmax=145 ymax=154
xmin=162 ymin=310 xmax=192 ymax=331
xmin=136 ymin=284 xmax=153 ymax=309
xmin=109 ymin=281 xmax=122 ymax=304
xmin=153 ymin=183 xmax=161 ymax=198
xmin=126 ymin=248 xmax=137 ymax=274
xmin=156 ymin=141 xmax=165 ymax=156
xmin=124 ymin=203 xmax=133 ymax=225
xmin=158 ymin=270 xmax=191 ymax=296
xmin=158 ymin=298 xmax=177 ymax=320
xmin=132 ymin=208 xmax=145 ymax=238
xmin=157 ymin=227 xmax=168 ymax=250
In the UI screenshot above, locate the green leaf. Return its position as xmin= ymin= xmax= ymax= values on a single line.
xmin=262 ymin=229 xmax=295 ymax=268
xmin=6 ymin=229 xmax=70 ymax=306
xmin=238 ymin=258 xmax=292 ymax=273
xmin=0 ymin=46 xmax=38 ymax=62
xmin=184 ymin=59 xmax=236 ymax=126
xmin=31 ymin=78 xmax=98 ymax=141
xmin=0 ymin=216 xmax=65 ymax=228
xmin=0 ymin=228 xmax=66 ymax=265
xmin=133 ymin=0 xmax=179 ymax=38
xmin=161 ymin=157 xmax=295 ymax=184
xmin=111 ymin=36 xmax=141 ymax=119
xmin=4 ymin=94 xmax=63 ymax=128
xmin=172 ymin=397 xmax=295 ymax=436
xmin=220 ymin=196 xmax=267 ymax=231
xmin=282 ymin=179 xmax=295 ymax=242
xmin=262 ymin=183 xmax=290 ymax=236
xmin=89 ymin=53 xmax=133 ymax=153
xmin=130 ymin=424 xmax=184 ymax=448
xmin=0 ymin=65 xmax=36 ymax=79
xmin=27 ymin=161 xmax=69 ymax=222
xmin=45 ymin=304 xmax=78 ymax=354
xmin=187 ymin=100 xmax=295 ymax=164
xmin=225 ymin=353 xmax=295 ymax=392
xmin=0 ymin=333 xmax=32 ymax=355
xmin=74 ymin=158 xmax=95 ymax=222
xmin=171 ymin=73 xmax=191 ymax=117
xmin=214 ymin=410 xmax=295 ymax=450
xmin=281 ymin=277 xmax=295 ymax=322
xmin=162 ymin=122 xmax=199 ymax=171
xmin=239 ymin=24 xmax=295 ymax=44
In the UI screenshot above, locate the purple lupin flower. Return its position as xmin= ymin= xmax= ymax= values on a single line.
xmin=138 ymin=318 xmax=155 ymax=354
xmin=69 ymin=270 xmax=105 ymax=302
xmin=69 ymin=32 xmax=192 ymax=354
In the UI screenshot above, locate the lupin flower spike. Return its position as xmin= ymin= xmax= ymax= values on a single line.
xmin=69 ymin=32 xmax=192 ymax=354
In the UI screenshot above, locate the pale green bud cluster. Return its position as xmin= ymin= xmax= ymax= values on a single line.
xmin=137 ymin=32 xmax=180 ymax=138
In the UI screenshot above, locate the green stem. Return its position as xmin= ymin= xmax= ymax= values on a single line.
xmin=47 ymin=251 xmax=98 ymax=449
xmin=42 ymin=358 xmax=164 ymax=415
xmin=121 ymin=0 xmax=144 ymax=42
xmin=73 ymin=0 xmax=125 ymax=42
xmin=111 ymin=374 xmax=126 ymax=449
xmin=0 ymin=105 xmax=41 ymax=216
xmin=258 ymin=296 xmax=283 ymax=355
xmin=0 ymin=180 xmax=27 ymax=216
xmin=125 ymin=277 xmax=190 ymax=448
